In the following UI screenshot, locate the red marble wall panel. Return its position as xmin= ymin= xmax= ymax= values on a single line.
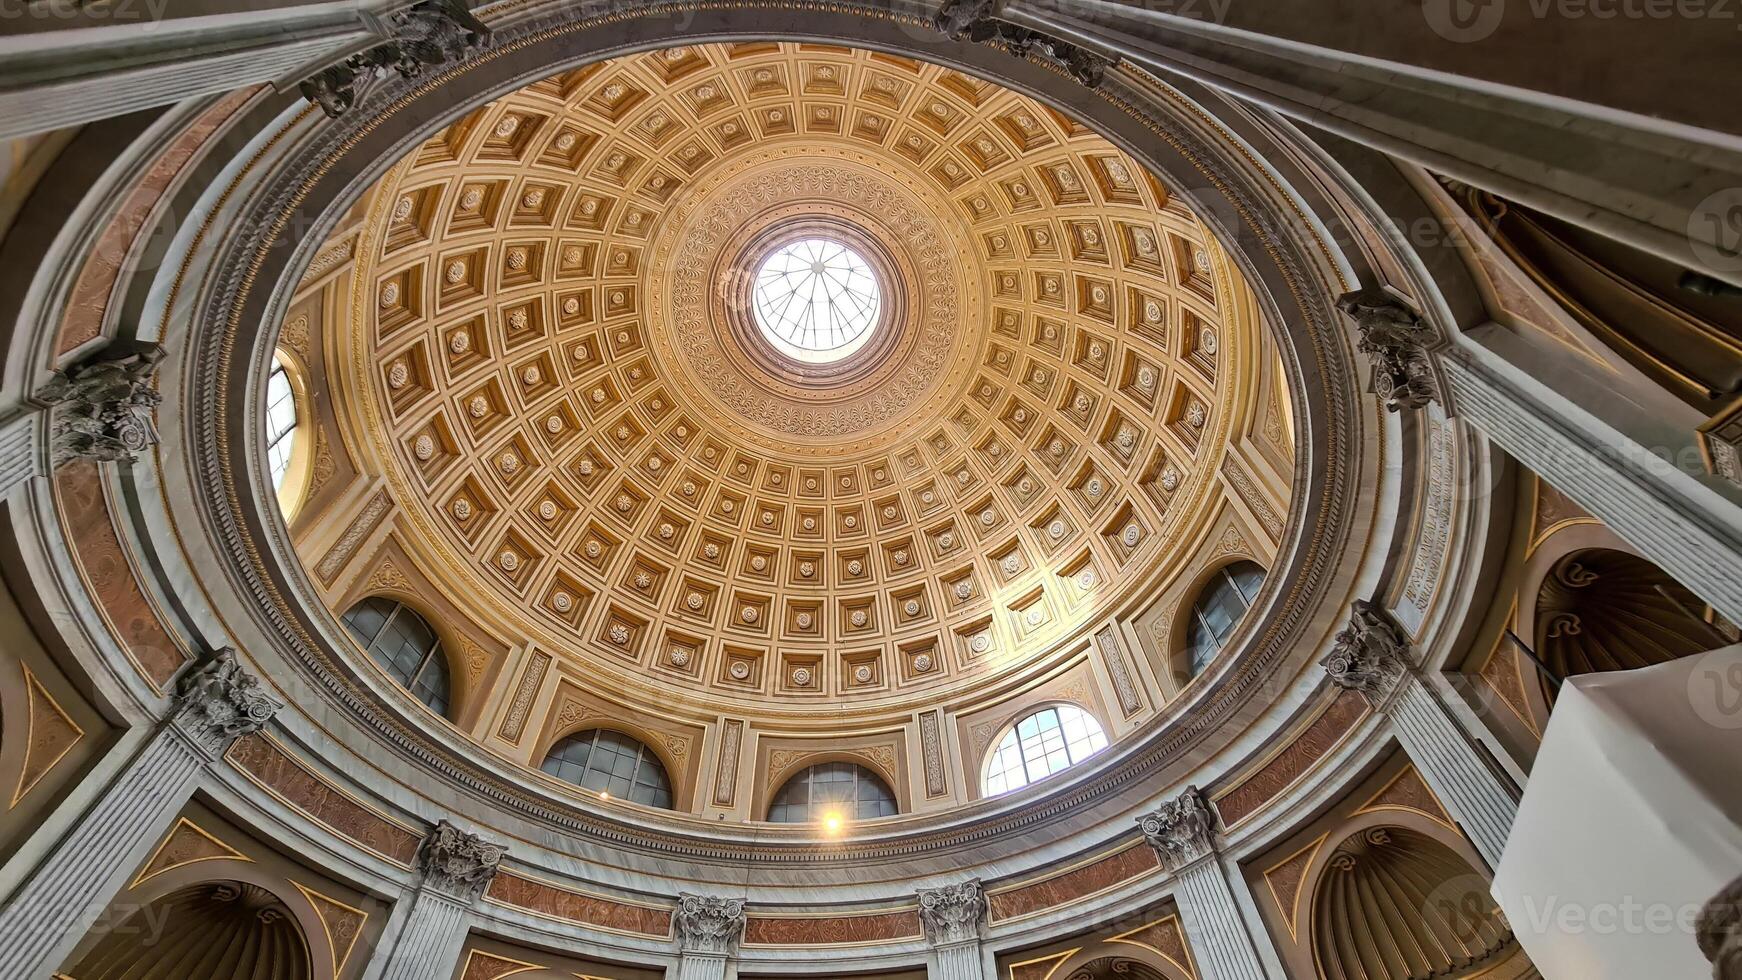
xmin=743 ymin=909 xmax=921 ymax=945
xmin=988 ymin=843 xmax=1158 ymax=921
xmin=1214 ymin=689 xmax=1368 ymax=827
xmin=486 ymin=870 xmax=672 ymax=937
xmin=55 ymin=88 xmax=258 ymax=355
xmin=227 ymin=734 xmax=421 ymax=865
xmin=55 ymin=460 xmax=187 ymax=688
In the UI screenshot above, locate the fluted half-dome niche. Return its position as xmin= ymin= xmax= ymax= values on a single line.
xmin=1535 ymin=547 xmax=1723 ymax=684
xmin=1311 ymin=827 xmax=1514 ymax=980
xmin=63 ymin=882 xmax=312 ymax=980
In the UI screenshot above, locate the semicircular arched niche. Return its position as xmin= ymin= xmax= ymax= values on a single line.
xmin=62 ymin=880 xmax=313 ymax=980
xmin=1535 ymin=547 xmax=1724 ymax=683
xmin=1311 ymin=826 xmax=1517 ymax=980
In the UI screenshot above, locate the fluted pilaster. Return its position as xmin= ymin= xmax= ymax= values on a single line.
xmin=1441 ymin=352 xmax=1742 ymax=623
xmin=1139 ymin=789 xmax=1272 ymax=980
xmin=666 ymin=893 xmax=745 ymax=980
xmin=368 ymin=820 xmax=505 ymax=980
xmin=1322 ymin=601 xmax=1518 ymax=869
xmin=1391 ymin=677 xmax=1517 ymax=869
xmin=919 ymin=880 xmax=988 ymax=980
xmin=0 ymin=650 xmax=279 ymax=979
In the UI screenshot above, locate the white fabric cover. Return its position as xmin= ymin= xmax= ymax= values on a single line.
xmin=1493 ymin=643 xmax=1742 ymax=978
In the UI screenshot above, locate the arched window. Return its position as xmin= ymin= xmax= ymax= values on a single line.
xmin=264 ymin=354 xmax=299 ymax=492
xmin=767 ymin=762 xmax=898 ymax=823
xmin=983 ymin=704 xmax=1108 ymax=797
xmin=341 ymin=596 xmax=451 ymax=717
xmin=540 ymin=728 xmax=673 ymax=808
xmin=1184 ymin=561 xmax=1266 ymax=677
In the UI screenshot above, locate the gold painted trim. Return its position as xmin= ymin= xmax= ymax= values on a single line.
xmin=1006 ymin=947 xmax=1079 ymax=980
xmin=129 ymin=816 xmax=252 ymax=888
xmin=1106 ymin=913 xmax=1197 ymax=979
xmin=1259 ymin=833 xmax=1325 ymax=941
xmin=985 ymin=839 xmax=1159 ymax=924
xmin=11 ymin=663 xmax=85 ymax=808
xmin=225 ymin=732 xmax=421 ymax=868
xmin=482 ymin=866 xmax=673 ymax=940
xmin=1211 ymin=692 xmax=1367 ymax=832
xmin=291 ymin=879 xmax=370 ymax=975
xmin=1352 ymin=765 xmax=1456 ymax=830
xmin=458 ymin=948 xmax=545 ymax=980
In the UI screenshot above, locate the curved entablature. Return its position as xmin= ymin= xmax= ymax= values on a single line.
xmin=0 ymin=0 xmax=1477 ymax=940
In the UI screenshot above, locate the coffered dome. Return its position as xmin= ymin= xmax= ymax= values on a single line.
xmin=288 ymin=41 xmax=1292 ymax=811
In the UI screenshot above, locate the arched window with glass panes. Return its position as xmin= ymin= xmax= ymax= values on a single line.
xmin=540 ymin=729 xmax=674 ymax=808
xmin=340 ymin=597 xmax=451 ymax=718
xmin=982 ymin=703 xmax=1108 ymax=797
xmin=264 ymin=354 xmax=299 ymax=493
xmin=1184 ymin=561 xmax=1266 ymax=678
xmin=766 ymin=762 xmax=898 ymax=823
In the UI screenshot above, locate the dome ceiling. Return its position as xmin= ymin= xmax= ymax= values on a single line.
xmin=307 ymin=42 xmax=1280 ymax=718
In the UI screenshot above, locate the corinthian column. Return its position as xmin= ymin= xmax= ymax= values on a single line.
xmin=0 ymin=649 xmax=281 ymax=979
xmin=1139 ymin=789 xmax=1271 ymax=980
xmin=1321 ymin=600 xmax=1518 ymax=869
xmin=667 ymin=893 xmax=745 ymax=980
xmin=918 ymin=880 xmax=988 ymax=980
xmin=367 ymin=821 xmax=505 ymax=980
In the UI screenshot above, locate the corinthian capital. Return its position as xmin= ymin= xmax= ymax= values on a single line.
xmin=301 ymin=0 xmax=491 ymax=117
xmin=932 ymin=0 xmax=1114 ymax=88
xmin=674 ymin=893 xmax=746 ymax=955
xmin=1138 ymin=786 xmax=1217 ymax=872
xmin=1335 ymin=286 xmax=1441 ymax=412
xmin=1320 ymin=599 xmax=1411 ymax=706
xmin=416 ymin=820 xmax=506 ymax=902
xmin=37 ymin=343 xmax=164 ymax=465
xmin=1699 ymin=872 xmax=1742 ymax=980
xmin=917 ymin=879 xmax=985 ymax=947
xmin=171 ymin=648 xmax=282 ymax=755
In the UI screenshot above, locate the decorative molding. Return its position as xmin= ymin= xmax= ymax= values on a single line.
xmin=919 ymin=710 xmax=948 ymax=798
xmin=12 ymin=663 xmax=84 ymax=806
xmin=1699 ymin=397 xmax=1742 ymax=489
xmin=300 ymin=0 xmax=490 ymax=117
xmin=497 ymin=650 xmax=550 ymax=742
xmin=1220 ymin=456 xmax=1283 ymax=540
xmin=933 ymin=0 xmax=1116 ymax=88
xmin=131 ymin=817 xmax=251 ymax=887
xmin=1095 ymin=626 xmax=1143 ymax=718
xmin=1319 ymin=600 xmax=1410 ymax=707
xmin=918 ymin=879 xmax=986 ymax=946
xmin=1335 ymin=286 xmax=1440 ymax=412
xmin=674 ymin=893 xmax=746 ymax=955
xmin=316 ymin=490 xmax=392 ymax=584
xmin=37 ymin=343 xmax=165 ymax=465
xmin=1401 ymin=415 xmax=1455 ymax=617
xmin=712 ymin=719 xmax=744 ymax=807
xmin=170 ymin=648 xmax=283 ymax=756
xmin=1698 ymin=872 xmax=1742 ymax=980
xmin=416 ymin=819 xmax=506 ymax=902
xmin=0 ymin=412 xmax=42 ymax=498
xmin=1138 ymin=785 xmax=1216 ymax=872
xmin=178 ymin=4 xmax=1361 ymax=869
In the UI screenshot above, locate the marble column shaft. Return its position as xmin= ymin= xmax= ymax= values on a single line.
xmin=1172 ymin=856 xmax=1270 ymax=980
xmin=370 ymin=887 xmax=473 ymax=980
xmin=668 ymin=951 xmax=730 ymax=980
xmin=0 ymin=724 xmax=207 ymax=979
xmin=930 ymin=939 xmax=986 ymax=980
xmin=1441 ymin=353 xmax=1742 ymax=624
xmin=1391 ymin=675 xmax=1517 ymax=870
